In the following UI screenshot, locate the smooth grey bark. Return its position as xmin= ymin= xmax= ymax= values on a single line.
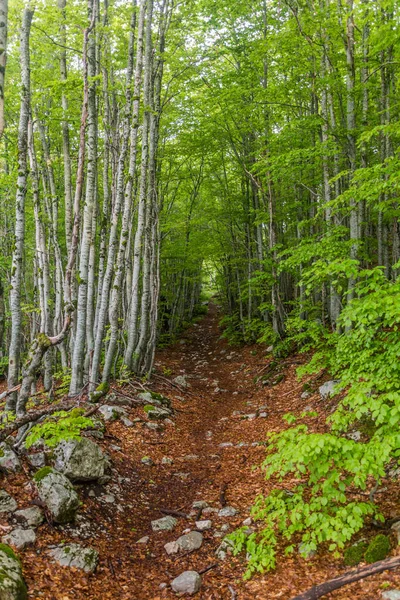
xmin=0 ymin=0 xmax=8 ymax=138
xmin=7 ymin=6 xmax=34 ymax=412
xmin=69 ymin=0 xmax=98 ymax=395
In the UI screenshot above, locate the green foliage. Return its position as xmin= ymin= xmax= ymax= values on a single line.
xmin=25 ymin=409 xmax=94 ymax=449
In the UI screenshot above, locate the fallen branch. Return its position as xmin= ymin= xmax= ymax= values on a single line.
xmin=291 ymin=555 xmax=400 ymax=600
xmin=198 ymin=563 xmax=218 ymax=575
xmin=159 ymin=508 xmax=188 ymax=519
xmin=0 ymin=385 xmax=21 ymax=402
xmin=219 ymin=482 xmax=228 ymax=507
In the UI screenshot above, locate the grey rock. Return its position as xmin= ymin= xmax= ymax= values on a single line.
xmin=173 ymin=375 xmax=190 ymax=388
xmin=136 ymin=536 xmax=149 ymax=544
xmin=171 ymin=571 xmax=201 ymax=595
xmin=121 ymin=417 xmax=134 ymax=427
xmin=218 ymin=506 xmax=237 ymax=517
xmin=137 ymin=391 xmax=156 ymax=404
xmin=145 ymin=422 xmax=163 ymax=432
xmin=49 ymin=543 xmax=98 ymax=573
xmin=216 ymin=537 xmax=235 ymax=560
xmin=220 ymin=524 xmax=230 ymax=533
xmin=98 ymin=405 xmax=127 ymax=421
xmin=14 ymin=507 xmax=44 ymax=528
xmin=141 ymin=457 xmax=154 ymax=466
xmin=245 ymin=414 xmax=257 ymax=420
xmin=175 ymin=531 xmax=203 ymax=552
xmin=183 ymin=454 xmax=199 ymax=461
xmin=0 ymin=544 xmax=27 ymax=599
xmin=383 ymin=591 xmax=400 ymax=600
xmin=319 ymin=380 xmax=340 ymax=400
xmin=298 ymin=542 xmax=316 ymax=559
xmin=145 ymin=406 xmax=171 ymax=420
xmin=192 ymin=500 xmax=208 ymax=509
xmin=219 ymin=442 xmax=233 ymax=448
xmin=161 ymin=457 xmax=173 ymax=465
xmin=35 ymin=469 xmax=79 ymax=524
xmin=242 ymin=517 xmax=252 ymax=526
xmin=301 ymin=391 xmax=311 ymax=399
xmin=391 ymin=521 xmax=400 ymax=543
xmin=195 ymin=520 xmax=212 ymax=531
xmin=347 ymin=430 xmax=361 ymax=442
xmin=151 ymin=516 xmax=177 ymax=532
xmin=202 ymin=507 xmax=218 ymax=515
xmin=164 ymin=541 xmax=179 ymax=555
xmin=54 ymin=438 xmax=110 ymax=482
xmin=101 ymin=494 xmax=115 ymax=504
xmin=0 ymin=490 xmax=17 ymax=514
xmin=259 ymin=412 xmax=268 ymax=418
xmin=27 ymin=452 xmax=46 ymax=468
xmin=3 ymin=528 xmax=36 ymax=550
xmin=0 ymin=444 xmax=21 ymax=473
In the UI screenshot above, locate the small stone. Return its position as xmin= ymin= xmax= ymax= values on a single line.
xmin=202 ymin=507 xmax=218 ymax=515
xmin=137 ymin=536 xmax=149 ymax=544
xmin=164 ymin=541 xmax=179 ymax=555
xmin=0 ymin=490 xmax=18 ymax=513
xmin=183 ymin=454 xmax=199 ymax=461
xmin=49 ymin=543 xmax=98 ymax=573
xmin=266 ymin=345 xmax=274 ymax=352
xmin=145 ymin=422 xmax=163 ymax=432
xmin=319 ymin=380 xmax=340 ymax=400
xmin=121 ymin=417 xmax=134 ymax=427
xmin=218 ymin=506 xmax=237 ymax=517
xmin=216 ymin=537 xmax=235 ymax=560
xmin=3 ymin=528 xmax=36 ymax=550
xmin=245 ymin=414 xmax=257 ymax=420
xmin=98 ymin=405 xmax=127 ymax=421
xmin=219 ymin=442 xmax=233 ymax=448
xmin=192 ymin=500 xmax=209 ymax=509
xmin=259 ymin=412 xmax=268 ymax=418
xmin=347 ymin=430 xmax=361 ymax=441
xmin=242 ymin=517 xmax=252 ymax=526
xmin=173 ymin=472 xmax=189 ymax=480
xmin=173 ymin=375 xmax=190 ymax=388
xmin=221 ymin=524 xmax=230 ymax=532
xmin=301 ymin=391 xmax=311 ymax=399
xmin=141 ymin=457 xmax=154 ymax=466
xmin=298 ymin=542 xmax=316 ymax=559
xmin=159 ymin=583 xmax=167 ymax=590
xmin=195 ymin=520 xmax=212 ymax=531
xmin=171 ymin=571 xmax=201 ymax=595
xmin=151 ymin=516 xmax=177 ymax=532
xmin=14 ymin=507 xmax=44 ymax=528
xmin=383 ymin=591 xmax=400 ymax=600
xmin=176 ymin=531 xmax=203 ymax=551
xmin=161 ymin=457 xmax=173 ymax=465
xmin=391 ymin=521 xmax=400 ymax=543
xmin=101 ymin=494 xmax=115 ymax=503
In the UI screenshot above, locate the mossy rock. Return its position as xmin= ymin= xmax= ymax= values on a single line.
xmin=365 ymin=534 xmax=391 ymax=564
xmin=343 ymin=540 xmax=367 ymax=566
xmin=143 ymin=405 xmax=155 ymax=414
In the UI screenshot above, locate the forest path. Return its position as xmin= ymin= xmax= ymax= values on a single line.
xmin=22 ymin=304 xmax=392 ymax=599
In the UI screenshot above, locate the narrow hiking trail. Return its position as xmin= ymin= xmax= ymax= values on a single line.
xmin=11 ymin=304 xmax=400 ymax=599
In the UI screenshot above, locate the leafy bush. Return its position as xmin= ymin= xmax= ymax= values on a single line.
xmin=25 ymin=409 xmax=94 ymax=449
xmin=231 ymin=268 xmax=400 ymax=578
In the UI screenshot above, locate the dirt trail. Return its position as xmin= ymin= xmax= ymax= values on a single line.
xmin=15 ymin=304 xmax=400 ymax=599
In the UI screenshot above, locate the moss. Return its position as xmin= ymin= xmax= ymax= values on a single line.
xmin=33 ymin=466 xmax=53 ymax=482
xmin=365 ymin=534 xmax=391 ymax=564
xmin=0 ymin=543 xmax=20 ymax=564
xmin=96 ymin=382 xmax=109 ymax=393
xmin=343 ymin=540 xmax=367 ymax=566
xmin=0 ymin=447 xmax=4 ymax=458
xmin=143 ymin=405 xmax=155 ymax=413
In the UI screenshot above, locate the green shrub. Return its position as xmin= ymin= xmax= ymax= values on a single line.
xmin=25 ymin=409 xmax=94 ymax=449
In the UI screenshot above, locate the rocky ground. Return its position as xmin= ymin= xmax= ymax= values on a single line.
xmin=1 ymin=303 xmax=400 ymax=599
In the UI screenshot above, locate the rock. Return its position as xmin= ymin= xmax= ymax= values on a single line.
xmin=171 ymin=571 xmax=201 ymax=595
xmin=218 ymin=506 xmax=237 ymax=517
xmin=136 ymin=536 xmax=149 ymax=544
xmin=245 ymin=413 xmax=257 ymax=420
xmin=3 ymin=528 xmax=36 ymax=550
xmin=202 ymin=507 xmax=218 ymax=515
xmin=161 ymin=457 xmax=173 ymax=465
xmin=242 ymin=517 xmax=252 ymax=526
xmin=0 ymin=544 xmax=27 ymax=599
xmin=219 ymin=442 xmax=233 ymax=448
xmin=220 ymin=524 xmax=230 ymax=533
xmin=54 ymin=438 xmax=110 ymax=482
xmin=98 ymin=405 xmax=127 ymax=421
xmin=145 ymin=422 xmax=163 ymax=432
xmin=121 ymin=417 xmax=134 ymax=427
xmin=391 ymin=521 xmax=400 ymax=543
xmin=319 ymin=380 xmax=340 ymax=400
xmin=27 ymin=452 xmax=46 ymax=468
xmin=141 ymin=456 xmax=154 ymax=466
xmin=216 ymin=537 xmax=235 ymax=560
xmin=301 ymin=391 xmax=311 ymax=399
xmin=101 ymin=494 xmax=115 ymax=504
xmin=266 ymin=345 xmax=274 ymax=352
xmin=192 ymin=500 xmax=208 ymax=509
xmin=145 ymin=406 xmax=171 ymax=420
xmin=0 ymin=444 xmax=21 ymax=473
xmin=175 ymin=531 xmax=203 ymax=552
xmin=151 ymin=516 xmax=177 ymax=532
xmin=49 ymin=543 xmax=98 ymax=573
xmin=14 ymin=507 xmax=44 ymax=528
xmin=34 ymin=468 xmax=79 ymax=523
xmin=0 ymin=490 xmax=17 ymax=514
xmin=183 ymin=454 xmax=199 ymax=461
xmin=164 ymin=541 xmax=179 ymax=555
xmin=298 ymin=542 xmax=316 ymax=559
xmin=195 ymin=520 xmax=212 ymax=531
xmin=383 ymin=591 xmax=400 ymax=600
xmin=347 ymin=430 xmax=361 ymax=441
xmin=173 ymin=375 xmax=190 ymax=388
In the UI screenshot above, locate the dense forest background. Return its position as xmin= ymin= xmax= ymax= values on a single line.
xmin=2 ymin=0 xmax=400 ymax=589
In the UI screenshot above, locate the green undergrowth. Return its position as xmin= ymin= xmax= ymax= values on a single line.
xmin=230 ymin=267 xmax=400 ymax=578
xmin=25 ymin=408 xmax=94 ymax=449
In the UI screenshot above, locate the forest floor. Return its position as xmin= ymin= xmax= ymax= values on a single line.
xmin=4 ymin=303 xmax=400 ymax=599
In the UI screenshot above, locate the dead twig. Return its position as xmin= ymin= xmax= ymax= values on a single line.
xmin=159 ymin=508 xmax=188 ymax=519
